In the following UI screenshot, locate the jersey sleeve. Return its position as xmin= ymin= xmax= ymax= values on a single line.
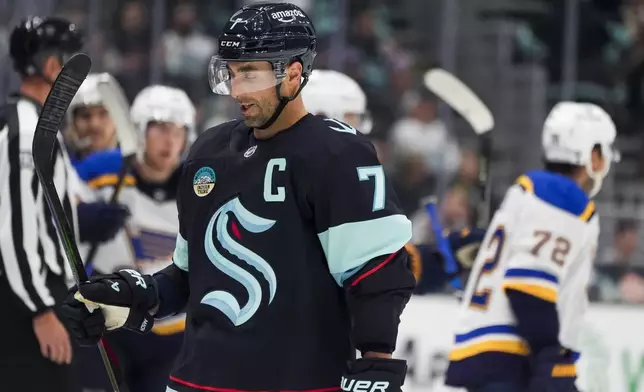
xmin=312 ymin=139 xmax=412 ymax=286
xmin=172 ymin=163 xmax=189 ymax=272
xmin=154 ymin=164 xmax=190 ymax=318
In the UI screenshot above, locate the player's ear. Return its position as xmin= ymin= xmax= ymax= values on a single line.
xmin=590 ymin=145 xmax=605 ymax=173
xmin=285 ymin=61 xmax=303 ymax=95
xmin=42 ymin=55 xmax=63 ymax=81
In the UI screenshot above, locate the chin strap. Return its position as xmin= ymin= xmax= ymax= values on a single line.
xmin=255 ymin=76 xmax=309 ymax=130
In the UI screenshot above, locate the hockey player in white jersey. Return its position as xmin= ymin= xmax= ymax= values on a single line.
xmin=76 ymin=85 xmax=196 ymax=391
xmin=444 ymin=102 xmax=618 ymax=392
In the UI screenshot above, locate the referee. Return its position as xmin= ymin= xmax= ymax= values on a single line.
xmin=0 ymin=16 xmax=128 ymax=391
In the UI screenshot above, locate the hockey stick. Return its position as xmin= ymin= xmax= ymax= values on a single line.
xmin=422 ymin=68 xmax=495 ymax=291
xmin=422 ymin=196 xmax=463 ymax=291
xmin=83 ymin=74 xmax=139 ymax=274
xmin=31 ymin=53 xmax=122 ymax=392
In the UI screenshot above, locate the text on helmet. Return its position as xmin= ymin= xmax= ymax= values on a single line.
xmin=271 ymin=10 xmax=305 ymax=22
xmin=221 ymin=41 xmax=241 ymax=47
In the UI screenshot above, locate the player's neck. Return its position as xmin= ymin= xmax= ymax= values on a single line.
xmin=135 ymin=160 xmax=176 ymax=183
xmin=253 ymin=99 xmax=308 ymax=140
xmin=19 ymin=79 xmax=51 ymax=105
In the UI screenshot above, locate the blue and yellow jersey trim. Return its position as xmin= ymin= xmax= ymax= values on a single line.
xmin=551 ymin=349 xmax=581 ymax=378
xmin=449 ymin=325 xmax=530 ymax=361
xmin=88 ymin=174 xmax=136 ymax=189
xmin=515 ymin=170 xmax=595 ymax=222
xmin=502 ymin=268 xmax=559 ymax=303
xmin=72 ymin=148 xmax=137 ymax=189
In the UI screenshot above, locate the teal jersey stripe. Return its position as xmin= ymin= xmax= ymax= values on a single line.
xmin=318 ymin=214 xmax=412 ymax=286
xmin=172 ymin=233 xmax=189 ymax=271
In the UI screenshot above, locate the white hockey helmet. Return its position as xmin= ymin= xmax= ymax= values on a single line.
xmin=542 ymin=101 xmax=619 ymax=197
xmin=67 ymin=73 xmax=113 ymax=120
xmin=302 ymin=69 xmax=372 ymax=134
xmin=66 ymin=73 xmax=119 ymax=150
xmin=130 ymin=85 xmax=197 ymax=149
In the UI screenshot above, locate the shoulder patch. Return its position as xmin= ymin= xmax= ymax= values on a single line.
xmin=517 ymin=170 xmax=593 ymax=220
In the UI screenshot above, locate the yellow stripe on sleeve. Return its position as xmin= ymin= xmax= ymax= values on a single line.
xmin=552 ymin=364 xmax=577 ymax=378
xmin=515 ymin=175 xmax=534 ymax=193
xmin=502 ymin=282 xmax=558 ymax=303
xmin=87 ymin=174 xmax=136 ymax=189
xmin=449 ymin=340 xmax=530 ymax=361
xmin=579 ymin=201 xmax=596 ymax=222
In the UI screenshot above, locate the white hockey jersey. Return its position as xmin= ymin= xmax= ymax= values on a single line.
xmin=76 ymin=149 xmax=184 ymax=335
xmin=445 ymin=170 xmax=598 ymax=386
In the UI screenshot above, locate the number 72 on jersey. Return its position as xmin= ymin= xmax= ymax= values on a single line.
xmin=468 ymin=226 xmax=571 ymax=310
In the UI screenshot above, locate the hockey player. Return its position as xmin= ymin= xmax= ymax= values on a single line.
xmin=444 ymin=102 xmax=618 ymax=392
xmin=61 ymin=3 xmax=416 ymax=392
xmin=65 ymin=73 xmax=119 ymax=164
xmin=76 ymin=85 xmax=196 ymax=392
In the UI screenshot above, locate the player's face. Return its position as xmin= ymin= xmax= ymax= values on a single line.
xmin=144 ymin=122 xmax=186 ymax=171
xmin=73 ymin=106 xmax=116 ymax=152
xmin=228 ymin=61 xmax=280 ymax=128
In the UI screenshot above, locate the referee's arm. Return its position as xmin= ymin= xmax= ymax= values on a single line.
xmin=0 ymin=114 xmax=57 ymax=316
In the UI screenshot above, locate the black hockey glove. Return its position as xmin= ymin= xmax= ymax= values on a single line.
xmin=528 ymin=347 xmax=579 ymax=392
xmin=61 ymin=269 xmax=158 ymax=346
xmin=342 ymin=358 xmax=407 ymax=392
xmin=77 ymin=202 xmax=130 ymax=244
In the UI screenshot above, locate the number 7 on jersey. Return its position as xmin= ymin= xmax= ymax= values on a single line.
xmin=357 ymin=165 xmax=385 ymax=212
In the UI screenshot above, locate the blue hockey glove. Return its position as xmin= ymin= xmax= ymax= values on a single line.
xmin=61 ymin=269 xmax=158 ymax=346
xmin=77 ymin=202 xmax=130 ymax=244
xmin=528 ymin=346 xmax=579 ymax=392
xmin=342 ymin=358 xmax=407 ymax=392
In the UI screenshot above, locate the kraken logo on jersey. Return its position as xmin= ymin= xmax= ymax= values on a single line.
xmin=202 ymin=197 xmax=277 ymax=326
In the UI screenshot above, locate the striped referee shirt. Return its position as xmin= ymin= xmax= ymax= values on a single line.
xmin=0 ymin=94 xmax=77 ymax=316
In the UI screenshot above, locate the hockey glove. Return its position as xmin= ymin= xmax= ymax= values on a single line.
xmin=61 ymin=269 xmax=158 ymax=346
xmin=342 ymin=358 xmax=407 ymax=392
xmin=77 ymin=202 xmax=130 ymax=244
xmin=528 ymin=346 xmax=579 ymax=392
xmin=447 ymin=228 xmax=486 ymax=269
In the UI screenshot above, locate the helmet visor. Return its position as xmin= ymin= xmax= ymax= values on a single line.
xmin=208 ymin=55 xmax=285 ymax=96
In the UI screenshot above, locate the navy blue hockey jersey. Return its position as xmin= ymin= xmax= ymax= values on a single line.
xmin=165 ymin=114 xmax=414 ymax=391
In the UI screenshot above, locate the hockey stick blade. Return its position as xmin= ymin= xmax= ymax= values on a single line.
xmin=423 ymin=68 xmax=494 ymax=135
xmin=31 ymin=53 xmax=124 ymax=392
